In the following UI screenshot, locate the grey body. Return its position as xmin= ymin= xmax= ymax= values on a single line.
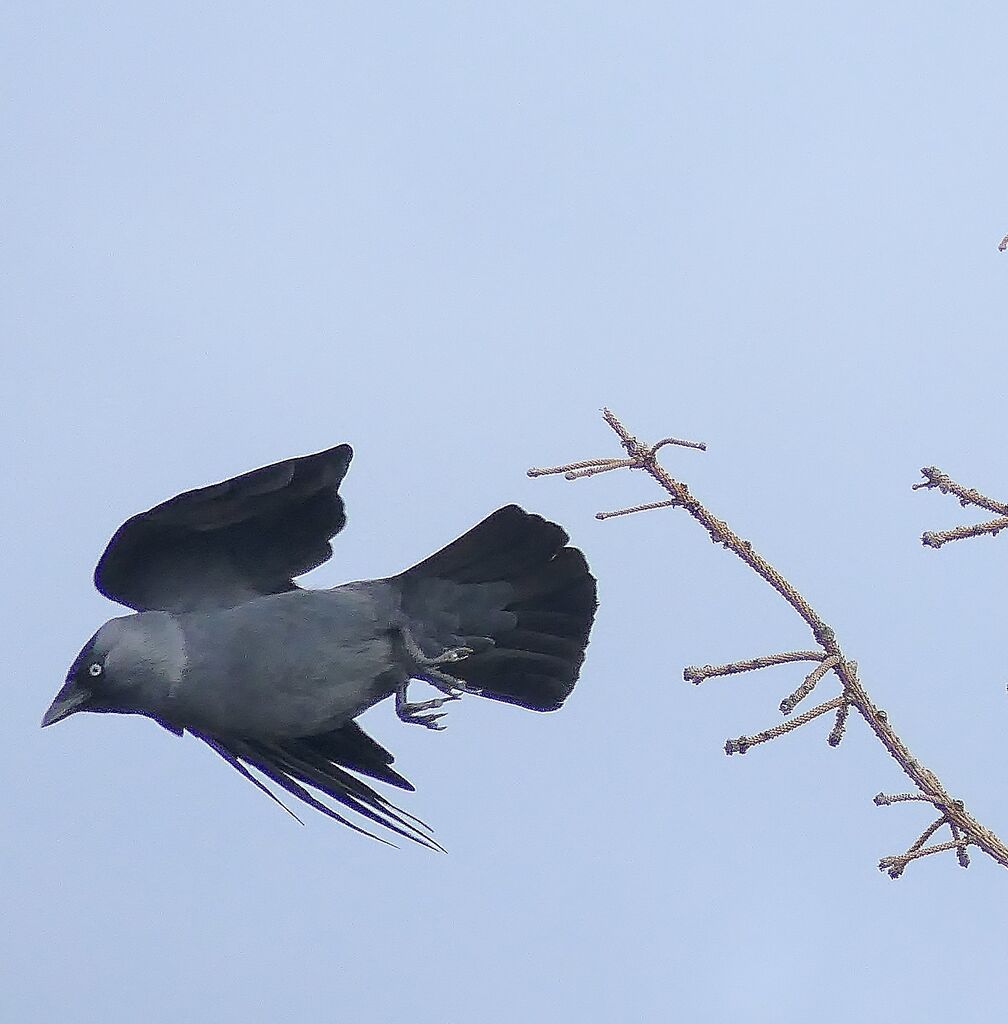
xmin=43 ymin=444 xmax=597 ymax=846
xmin=171 ymin=585 xmax=403 ymax=737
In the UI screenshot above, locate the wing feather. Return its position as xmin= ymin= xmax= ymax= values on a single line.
xmin=95 ymin=445 xmax=353 ymax=611
xmin=193 ymin=728 xmax=442 ymax=850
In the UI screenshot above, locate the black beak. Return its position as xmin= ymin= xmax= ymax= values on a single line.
xmin=41 ymin=680 xmax=92 ymax=728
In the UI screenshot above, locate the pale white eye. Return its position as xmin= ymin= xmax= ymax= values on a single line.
xmin=88 ymin=663 xmax=103 ymax=678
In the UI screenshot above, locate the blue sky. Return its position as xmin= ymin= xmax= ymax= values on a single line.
xmin=4 ymin=4 xmax=1008 ymax=1020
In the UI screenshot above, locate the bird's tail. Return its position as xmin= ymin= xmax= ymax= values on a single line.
xmin=394 ymin=505 xmax=597 ymax=711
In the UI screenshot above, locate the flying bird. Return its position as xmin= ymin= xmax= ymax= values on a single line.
xmin=42 ymin=445 xmax=597 ymax=848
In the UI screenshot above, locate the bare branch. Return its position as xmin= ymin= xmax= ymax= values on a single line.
xmin=685 ymin=651 xmax=824 ymax=685
xmin=879 ymin=818 xmax=947 ymax=878
xmin=780 ymin=656 xmax=840 ymax=715
xmin=949 ymin=820 xmax=971 ymax=869
xmin=597 ymin=499 xmax=679 ymax=520
xmin=914 ymin=467 xmax=1008 ymax=513
xmin=725 ymin=696 xmax=844 ymax=755
xmin=565 ymin=461 xmax=635 ymax=480
xmin=880 ymin=821 xmax=971 ymax=879
xmin=827 ymin=700 xmax=851 ymax=748
xmin=651 ymin=436 xmax=707 ymax=454
xmin=915 ymin=466 xmax=1008 ymax=548
xmin=528 ymin=458 xmax=628 ymax=478
xmin=530 ymin=409 xmax=1008 ymax=876
xmin=874 ymin=792 xmax=943 ymax=807
xmin=917 ymin=468 xmax=1003 ymax=548
xmin=922 ymin=519 xmax=1008 ymax=548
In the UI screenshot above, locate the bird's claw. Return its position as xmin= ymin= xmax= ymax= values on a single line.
xmin=396 ymin=632 xmax=482 ymax=728
xmin=396 ymin=686 xmax=461 ymax=730
xmin=428 ymin=646 xmax=474 ymax=665
xmin=399 ymin=694 xmax=460 ymax=716
xmin=398 ymin=626 xmax=474 ymax=669
xmin=403 ymin=711 xmax=449 ymax=731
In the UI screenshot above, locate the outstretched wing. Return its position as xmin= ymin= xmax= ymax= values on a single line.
xmin=95 ymin=445 xmax=353 ymax=612
xmin=193 ymin=722 xmax=444 ymax=851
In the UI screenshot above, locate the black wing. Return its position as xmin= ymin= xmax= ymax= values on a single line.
xmin=95 ymin=445 xmax=353 ymax=612
xmin=194 ymin=722 xmax=443 ymax=851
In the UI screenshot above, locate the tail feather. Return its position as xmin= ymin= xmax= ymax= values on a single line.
xmin=397 ymin=505 xmax=597 ymax=711
xmin=407 ymin=507 xmax=567 ymax=583
xmin=504 ymin=628 xmax=585 ymax=661
xmin=511 ymin=609 xmax=593 ymax=637
xmin=509 ymin=547 xmax=594 ymax=606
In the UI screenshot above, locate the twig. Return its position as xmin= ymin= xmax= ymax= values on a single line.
xmin=827 ymin=698 xmax=851 ymax=748
xmin=528 ymin=458 xmax=629 ymax=479
xmin=922 ymin=519 xmax=1008 ymax=548
xmin=780 ymin=656 xmax=840 ymax=715
xmin=913 ymin=467 xmax=1008 ymax=515
xmin=879 ymin=819 xmax=946 ymax=878
xmin=949 ymin=820 xmax=971 ymax=869
xmin=529 ymin=409 xmax=1008 ymax=876
xmin=597 ymin=499 xmax=679 ymax=519
xmin=684 ymin=651 xmax=824 ymax=685
xmin=725 ymin=696 xmax=844 ymax=755
xmin=874 ymin=792 xmax=942 ymax=807
xmin=915 ymin=467 xmax=1008 ymax=548
xmin=880 ymin=830 xmax=970 ymax=879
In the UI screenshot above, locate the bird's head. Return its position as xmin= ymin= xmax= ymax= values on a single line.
xmin=42 ymin=613 xmax=187 ymax=727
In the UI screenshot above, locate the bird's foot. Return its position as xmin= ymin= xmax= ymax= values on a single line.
xmin=396 ymin=686 xmax=461 ymax=731
xmin=424 ymin=645 xmax=474 ymax=665
xmin=420 ymin=666 xmax=483 ymax=698
xmin=396 ymin=628 xmax=483 ymax=726
xmin=400 ymin=711 xmax=449 ymax=731
xmin=398 ymin=625 xmax=474 ymax=669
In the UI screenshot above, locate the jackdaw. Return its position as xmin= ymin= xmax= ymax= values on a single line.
xmin=42 ymin=445 xmax=597 ymax=848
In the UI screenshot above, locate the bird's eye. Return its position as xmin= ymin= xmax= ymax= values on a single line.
xmin=88 ymin=663 xmax=103 ymax=678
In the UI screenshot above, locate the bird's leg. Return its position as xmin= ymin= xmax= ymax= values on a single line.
xmin=399 ymin=625 xmax=474 ymax=668
xmin=396 ymin=680 xmax=460 ymax=731
xmin=415 ymin=665 xmax=483 ymax=697
xmin=398 ymin=626 xmax=483 ymax=700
